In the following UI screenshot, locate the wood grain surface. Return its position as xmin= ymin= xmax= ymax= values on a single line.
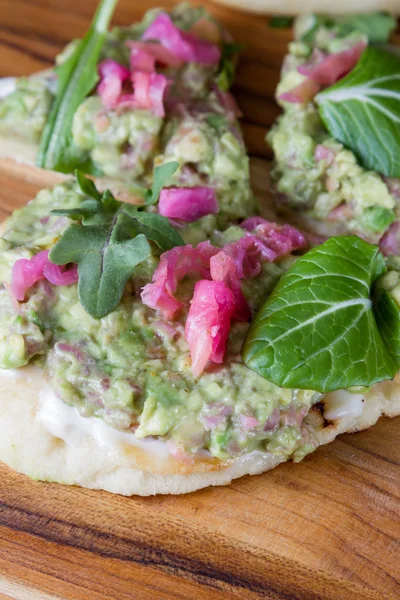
xmin=0 ymin=2 xmax=399 ymax=599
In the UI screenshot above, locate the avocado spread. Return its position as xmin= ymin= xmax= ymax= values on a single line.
xmin=0 ymin=3 xmax=251 ymax=215
xmin=8 ymin=7 xmax=391 ymax=466
xmin=0 ymin=180 xmax=321 ymax=463
xmin=268 ymin=14 xmax=399 ymax=245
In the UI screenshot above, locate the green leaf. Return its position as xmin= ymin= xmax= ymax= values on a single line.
xmin=75 ymin=169 xmax=102 ymax=201
xmin=50 ymin=225 xmax=151 ymax=318
xmin=269 ymin=16 xmax=294 ymax=29
xmin=144 ymin=162 xmax=179 ymax=206
xmin=120 ymin=206 xmax=185 ymax=249
xmin=243 ymin=236 xmax=400 ymax=393
xmin=297 ymin=12 xmax=396 ymax=44
xmin=36 ymin=0 xmax=118 ymax=172
xmin=49 ymin=173 xmax=184 ymax=318
xmin=51 ymin=199 xmax=101 ymax=222
xmin=373 ymin=285 xmax=400 ymax=364
xmin=206 ymin=114 xmax=227 ymax=131
xmin=216 ymin=42 xmax=243 ymax=92
xmin=336 ymin=13 xmax=396 ymax=44
xmin=316 ymin=48 xmax=400 ymax=178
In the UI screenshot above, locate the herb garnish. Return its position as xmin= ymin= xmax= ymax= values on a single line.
xmin=297 ymin=12 xmax=396 ymax=44
xmin=269 ymin=16 xmax=294 ymax=29
xmin=37 ymin=0 xmax=118 ymax=172
xmin=243 ymin=236 xmax=400 ymax=393
xmin=49 ymin=163 xmax=183 ymax=319
xmin=216 ymin=42 xmax=243 ymax=92
xmin=316 ymin=48 xmax=400 ymax=178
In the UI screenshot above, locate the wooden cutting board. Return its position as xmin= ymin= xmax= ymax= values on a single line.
xmin=0 ymin=2 xmax=399 ymax=599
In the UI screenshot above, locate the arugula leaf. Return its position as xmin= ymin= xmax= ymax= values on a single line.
xmin=243 ymin=236 xmax=400 ymax=393
xmin=269 ymin=16 xmax=294 ymax=29
xmin=49 ymin=172 xmax=184 ymax=318
xmin=116 ymin=206 xmax=185 ymax=250
xmin=316 ymin=48 xmax=400 ymax=178
xmin=144 ymin=162 xmax=179 ymax=206
xmin=75 ymin=170 xmax=102 ymax=201
xmin=50 ymin=224 xmax=151 ymax=318
xmin=36 ymin=0 xmax=118 ymax=172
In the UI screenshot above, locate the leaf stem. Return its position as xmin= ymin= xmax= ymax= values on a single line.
xmin=93 ymin=0 xmax=119 ymax=33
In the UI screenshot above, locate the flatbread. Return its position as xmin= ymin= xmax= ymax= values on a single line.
xmin=0 ymin=366 xmax=399 ymax=496
xmin=211 ymin=0 xmax=400 ymax=14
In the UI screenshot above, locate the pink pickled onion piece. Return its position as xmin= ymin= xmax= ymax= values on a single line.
xmin=327 ymin=202 xmax=354 ymax=222
xmin=223 ymin=236 xmax=275 ymax=278
xmin=223 ymin=219 xmax=307 ymax=279
xmin=130 ymin=72 xmax=168 ymax=117
xmin=130 ymin=48 xmax=156 ymax=73
xmin=241 ymin=216 xmax=269 ymax=231
xmin=298 ymin=42 xmax=366 ymax=87
xmin=142 ymin=13 xmax=220 ymax=66
xmin=97 ymin=60 xmax=131 ymax=109
xmin=131 ymin=71 xmax=152 ymax=109
xmin=159 ymin=187 xmax=218 ymax=222
xmin=240 ymin=217 xmax=307 ymax=255
xmin=10 ymin=250 xmax=78 ymax=301
xmin=279 ymin=77 xmax=320 ymax=104
xmin=11 ymin=250 xmax=49 ymax=301
xmin=240 ymin=415 xmax=260 ymax=430
xmin=210 ymin=251 xmax=250 ymax=321
xmin=147 ymin=72 xmax=168 ymax=117
xmin=264 ymin=408 xmax=280 ymax=431
xmin=127 ymin=40 xmax=184 ymax=69
xmin=97 ymin=57 xmax=168 ymax=116
xmin=200 ymin=413 xmax=226 ymax=431
xmin=98 ymin=59 xmax=130 ymax=80
xmin=141 ymin=242 xmax=219 ymax=318
xmin=380 ymin=222 xmax=400 ymax=256
xmin=43 ymin=262 xmax=78 ymax=286
xmin=117 ymin=72 xmax=168 ymax=117
xmin=140 ymin=283 xmax=183 ymax=319
xmin=314 ymin=144 xmax=336 ymax=164
xmin=185 ymin=279 xmax=235 ymax=377
xmin=98 ymin=75 xmax=122 ymax=109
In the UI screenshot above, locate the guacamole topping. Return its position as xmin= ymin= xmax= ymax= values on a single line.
xmin=0 ymin=180 xmax=320 ymax=462
xmin=268 ymin=13 xmax=400 ymax=247
xmin=2 ymin=6 xmax=397 ymax=469
xmin=0 ymin=3 xmax=250 ymax=216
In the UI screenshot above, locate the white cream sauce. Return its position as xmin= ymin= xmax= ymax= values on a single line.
xmin=0 ymin=77 xmax=16 ymax=99
xmin=0 ymin=367 xmax=169 ymax=457
xmin=323 ymin=389 xmax=364 ymax=421
xmin=0 ymin=367 xmax=25 ymax=379
xmin=38 ymin=383 xmax=170 ymax=456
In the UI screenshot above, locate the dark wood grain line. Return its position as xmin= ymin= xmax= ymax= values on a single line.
xmin=340 ymin=437 xmax=400 ymax=469
xmin=0 ymin=24 xmax=73 ymax=48
xmin=0 ymin=36 xmax=52 ymax=66
xmin=0 ymin=499 xmax=388 ymax=600
xmin=0 ymin=502 xmax=307 ymax=600
xmin=231 ymin=477 xmax=399 ymax=589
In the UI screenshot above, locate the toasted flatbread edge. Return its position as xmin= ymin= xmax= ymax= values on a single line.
xmin=0 ymin=367 xmax=399 ymax=496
